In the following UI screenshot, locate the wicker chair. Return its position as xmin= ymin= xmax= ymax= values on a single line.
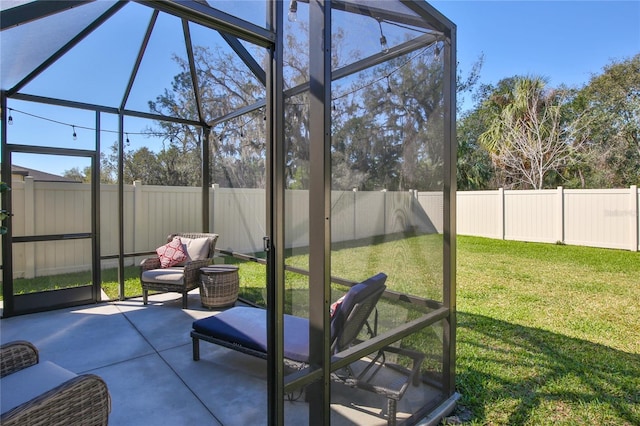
xmin=140 ymin=232 xmax=219 ymax=309
xmin=0 ymin=341 xmax=111 ymax=426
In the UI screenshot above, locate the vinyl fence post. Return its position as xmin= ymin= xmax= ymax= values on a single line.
xmin=631 ymin=185 xmax=638 ymax=252
xmin=557 ymin=186 xmax=564 ymax=244
xmin=211 ymin=184 xmax=218 ymax=235
xmin=24 ymin=176 xmax=35 ymax=278
xmin=133 ymin=180 xmax=143 ymax=263
xmin=352 ymin=188 xmax=357 ymax=241
xmin=382 ymin=189 xmax=387 ymax=236
xmin=498 ymin=187 xmax=505 ymax=240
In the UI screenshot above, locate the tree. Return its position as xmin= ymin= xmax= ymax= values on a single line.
xmin=64 ymin=147 xmax=121 ymax=184
xmin=478 ymin=76 xmax=586 ymax=189
xmin=572 ymin=54 xmax=640 ymax=187
xmin=456 ymin=108 xmax=493 ymax=190
xmin=146 ymin=46 xmax=267 ymax=188
xmin=455 ymin=74 xmax=510 ymax=190
xmin=99 ymin=147 xmax=118 ymax=184
xmin=456 ymin=77 xmax=522 ymax=190
xmin=62 ymin=167 xmax=90 ymax=183
xmin=330 ymin=45 xmax=482 ymax=192
xmin=126 ymin=146 xmax=165 ymax=184
xmin=109 ymin=24 xmax=462 ymax=193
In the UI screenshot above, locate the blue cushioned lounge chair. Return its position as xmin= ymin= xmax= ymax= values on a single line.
xmin=191 ymin=272 xmax=387 ymax=364
xmin=191 ymin=273 xmax=426 ymax=425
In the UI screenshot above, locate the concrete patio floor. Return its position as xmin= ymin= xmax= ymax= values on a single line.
xmin=0 ymin=291 xmax=441 ymax=425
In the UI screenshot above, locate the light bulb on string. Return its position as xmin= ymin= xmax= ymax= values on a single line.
xmin=433 ymin=42 xmax=441 ymax=60
xmin=4 ymin=41 xmax=434 ymax=150
xmin=379 ymin=35 xmax=389 ymax=54
xmin=72 ymin=125 xmax=77 ymax=141
xmin=378 ymin=19 xmax=389 ymax=53
xmin=386 ymin=76 xmax=393 ymax=100
xmin=126 ymin=133 xmax=130 ymax=145
xmin=288 ymin=0 xmax=297 ymax=22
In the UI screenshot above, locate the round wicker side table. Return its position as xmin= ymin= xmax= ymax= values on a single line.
xmin=199 ymin=265 xmax=239 ymax=309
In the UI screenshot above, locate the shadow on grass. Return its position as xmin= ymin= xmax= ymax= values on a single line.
xmin=455 ymin=312 xmax=640 ymax=425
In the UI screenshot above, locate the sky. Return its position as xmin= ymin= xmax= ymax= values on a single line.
xmin=3 ymin=0 xmax=640 ymax=176
xmin=430 ymin=0 xmax=640 ymax=110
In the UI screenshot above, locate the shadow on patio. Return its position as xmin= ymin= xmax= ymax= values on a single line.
xmin=0 ymin=291 xmax=438 ymax=425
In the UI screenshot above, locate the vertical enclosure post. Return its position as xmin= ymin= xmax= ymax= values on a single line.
xmin=1 ymin=91 xmax=14 ymax=316
xmin=202 ymin=126 xmax=210 ymax=233
xmin=308 ymin=0 xmax=332 ymax=423
xmin=442 ymin=25 xmax=457 ymax=397
xmin=266 ymin=1 xmax=285 ymax=425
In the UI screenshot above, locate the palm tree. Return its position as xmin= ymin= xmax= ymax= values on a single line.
xmin=478 ymin=76 xmax=578 ymax=189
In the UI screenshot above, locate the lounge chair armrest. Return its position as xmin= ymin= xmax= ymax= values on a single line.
xmin=380 ymin=345 xmax=425 ymax=386
xmin=339 ymin=344 xmax=425 ymax=401
xmin=0 ymin=374 xmax=111 ymax=426
xmin=140 ymin=256 xmax=161 ymax=271
xmin=183 ymin=258 xmax=214 ymax=284
xmin=0 ymin=340 xmax=39 ymax=378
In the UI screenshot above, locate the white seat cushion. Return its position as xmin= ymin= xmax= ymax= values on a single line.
xmin=141 ymin=267 xmax=185 ymax=284
xmin=1 ymin=361 xmax=77 ymax=414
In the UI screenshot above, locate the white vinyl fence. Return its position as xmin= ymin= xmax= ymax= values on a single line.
xmin=7 ymin=179 xmax=437 ymax=278
xmin=457 ymin=186 xmax=640 ymax=251
xmin=5 ymin=179 xmax=638 ymax=279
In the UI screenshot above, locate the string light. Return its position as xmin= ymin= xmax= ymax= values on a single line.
xmin=5 ymin=41 xmax=441 ymax=138
xmin=331 ymin=44 xmax=434 ymax=103
xmin=377 ymin=19 xmax=389 ymax=54
xmin=4 ymin=107 xmax=179 ymax=139
xmin=385 ymin=76 xmax=393 ymax=101
xmin=126 ymin=133 xmax=130 ymax=144
xmin=288 ymin=0 xmax=297 ymax=22
xmin=72 ymin=125 xmax=77 ymax=140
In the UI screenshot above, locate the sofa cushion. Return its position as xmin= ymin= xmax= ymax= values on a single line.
xmin=1 ymin=361 xmax=77 ymax=414
xmin=176 ymin=237 xmax=210 ymax=266
xmin=156 ymin=237 xmax=188 ymax=268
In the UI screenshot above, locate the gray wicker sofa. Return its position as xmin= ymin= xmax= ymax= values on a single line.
xmin=0 ymin=340 xmax=111 ymax=426
xmin=140 ymin=232 xmax=219 ymax=309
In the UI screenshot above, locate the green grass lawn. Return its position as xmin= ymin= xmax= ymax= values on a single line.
xmin=231 ymin=235 xmax=640 ymax=425
xmin=4 ymin=235 xmax=639 ymax=425
xmin=453 ymin=236 xmax=639 ymax=426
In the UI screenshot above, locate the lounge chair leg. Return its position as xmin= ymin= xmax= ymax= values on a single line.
xmin=182 ymin=292 xmax=188 ymax=309
xmin=387 ymin=399 xmax=397 ymax=426
xmin=143 ymin=290 xmax=148 ymax=305
xmin=192 ymin=337 xmax=200 ymax=361
xmin=413 ymin=370 xmax=421 ymax=386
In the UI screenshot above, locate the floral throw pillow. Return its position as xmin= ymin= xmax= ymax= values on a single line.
xmin=156 ymin=237 xmax=188 ymax=268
